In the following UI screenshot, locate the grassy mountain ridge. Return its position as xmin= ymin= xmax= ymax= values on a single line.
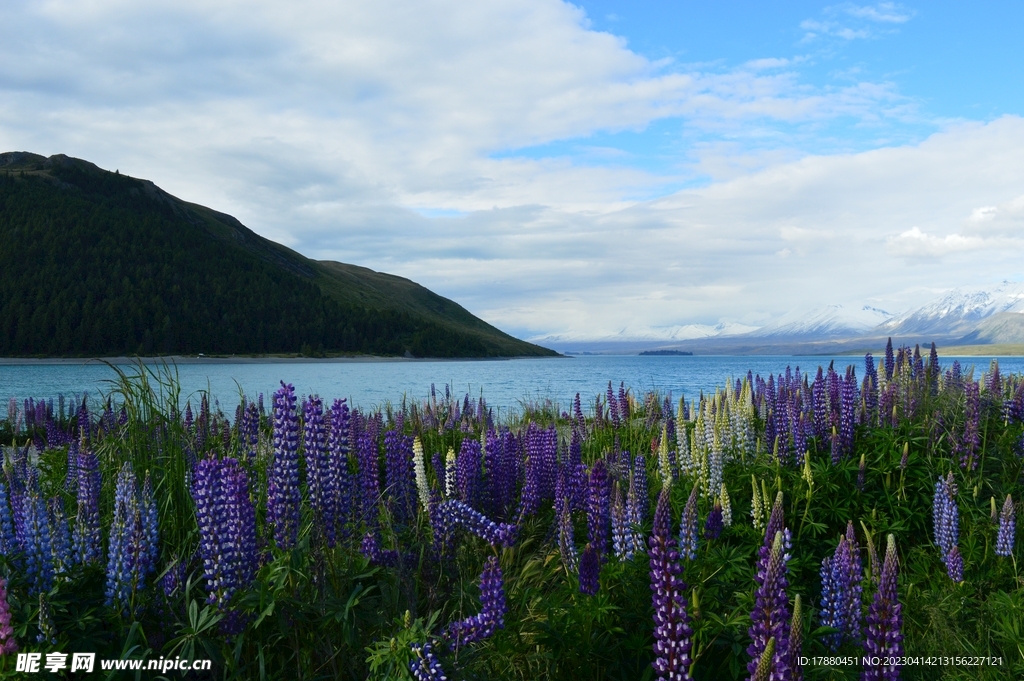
xmin=0 ymin=152 xmax=555 ymax=358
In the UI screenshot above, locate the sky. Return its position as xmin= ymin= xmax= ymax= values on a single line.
xmin=2 ymin=1 xmax=1023 ymax=341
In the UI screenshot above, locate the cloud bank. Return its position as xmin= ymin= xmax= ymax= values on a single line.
xmin=1 ymin=0 xmax=1020 ymax=341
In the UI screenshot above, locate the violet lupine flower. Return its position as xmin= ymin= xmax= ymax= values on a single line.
xmin=679 ymin=484 xmax=699 ymax=561
xmin=960 ymin=382 xmax=980 ymax=470
xmin=436 ymin=500 xmax=517 ymax=548
xmin=932 ymin=473 xmax=958 ymax=564
xmin=48 ymin=498 xmax=73 ymax=575
xmin=0 ymin=482 xmax=16 ymax=557
xmin=73 ymin=442 xmax=102 ymax=565
xmin=558 ymin=498 xmax=578 ymax=574
xmin=611 ymin=483 xmax=631 ymax=560
xmin=747 ymin=530 xmax=792 ymax=681
xmin=884 ymin=338 xmax=895 ymax=381
xmin=862 ymin=535 xmax=903 ymax=681
xmin=303 ymin=396 xmax=333 ymax=542
xmin=455 ymin=437 xmax=483 ymax=511
xmin=0 ymin=578 xmax=17 ymax=655
xmin=410 ymin=642 xmax=448 ymax=680
xmin=608 ymin=382 xmax=621 ymax=428
xmin=649 ymin=489 xmax=694 ymax=680
xmin=105 ymin=464 xmax=138 ymax=608
xmin=357 ymin=428 xmax=381 ymax=528
xmin=704 ymin=499 xmax=723 ymax=540
xmin=996 ymin=495 xmax=1015 ymax=557
xmin=192 ymin=458 xmax=258 ymax=611
xmin=139 ymin=473 xmax=159 ymax=581
xmin=327 ymin=398 xmax=351 ymax=544
xmin=627 ymin=453 xmax=648 ymax=535
xmin=863 ymin=354 xmax=879 ymax=424
xmin=384 ymin=431 xmax=416 ymax=524
xmin=819 ymin=530 xmax=862 ymax=651
xmin=946 ymin=545 xmax=963 ymax=583
xmin=22 ymin=492 xmax=54 ymax=597
xmin=618 ymin=382 xmax=630 ymax=421
xmin=579 ymin=544 xmax=600 ymax=595
xmin=442 ymin=556 xmax=506 ymax=648
xmin=360 ymin=532 xmax=398 ymax=566
xmin=587 ymin=460 xmax=611 ymax=559
xmin=64 ymin=440 xmax=79 ymax=491
xmin=268 ymin=382 xmax=301 ymax=550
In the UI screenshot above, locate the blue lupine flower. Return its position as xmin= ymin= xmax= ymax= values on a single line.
xmin=678 ymin=484 xmax=699 ymax=561
xmin=268 ymin=382 xmax=300 ymax=549
xmin=442 ymin=556 xmax=506 ymax=648
xmin=410 ymin=642 xmax=448 ymax=680
xmin=73 ymin=441 xmax=102 ymax=565
xmin=996 ymin=495 xmax=1015 ymax=557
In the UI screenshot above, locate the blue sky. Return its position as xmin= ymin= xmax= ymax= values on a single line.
xmin=1 ymin=1 xmax=1023 ymax=341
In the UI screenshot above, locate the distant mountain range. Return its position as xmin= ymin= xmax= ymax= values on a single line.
xmin=0 ymin=152 xmax=555 ymax=358
xmin=537 ymin=283 xmax=1024 ymax=354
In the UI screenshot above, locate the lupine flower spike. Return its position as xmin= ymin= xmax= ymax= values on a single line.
xmin=862 ymin=535 xmax=903 ymax=680
xmin=579 ymin=544 xmax=600 ymax=595
xmin=410 ymin=642 xmax=447 ymax=680
xmin=996 ymin=495 xmax=1015 ymax=557
xmin=648 ymin=489 xmax=694 ymax=680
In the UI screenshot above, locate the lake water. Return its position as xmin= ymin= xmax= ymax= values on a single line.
xmin=3 ymin=353 xmax=1023 ymax=420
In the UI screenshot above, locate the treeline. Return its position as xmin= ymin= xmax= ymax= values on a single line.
xmin=0 ymin=171 xmax=490 ymax=357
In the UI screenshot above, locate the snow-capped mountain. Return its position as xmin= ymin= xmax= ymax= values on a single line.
xmin=878 ymin=281 xmax=1024 ymax=336
xmin=530 ymin=321 xmax=759 ymax=345
xmin=748 ymin=304 xmax=893 ymax=339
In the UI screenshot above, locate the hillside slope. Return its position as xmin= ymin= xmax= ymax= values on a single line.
xmin=0 ymin=152 xmax=555 ymax=358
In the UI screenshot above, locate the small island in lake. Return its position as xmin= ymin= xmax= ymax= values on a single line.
xmin=638 ymin=349 xmax=693 ymax=356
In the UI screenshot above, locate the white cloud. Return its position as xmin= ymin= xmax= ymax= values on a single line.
xmin=845 ymin=3 xmax=914 ymax=23
xmin=0 ymin=0 xmax=1019 ymax=341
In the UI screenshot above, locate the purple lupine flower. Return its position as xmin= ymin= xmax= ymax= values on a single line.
xmin=960 ymin=382 xmax=980 ymax=469
xmin=21 ymin=492 xmax=54 ymax=597
xmin=73 ymin=441 xmax=102 ymax=565
xmin=192 ymin=458 xmax=258 ymax=611
xmin=0 ymin=482 xmax=16 ymax=557
xmin=704 ymin=499 xmax=723 ymax=540
xmin=435 ymin=500 xmax=517 ymax=548
xmin=812 ymin=368 xmax=828 ymax=444
xmin=357 ymin=427 xmax=381 ymax=528
xmin=883 ymin=338 xmax=894 ymax=381
xmin=105 ymin=463 xmax=138 ymax=608
xmin=747 ymin=529 xmax=792 ymax=681
xmin=587 ymin=460 xmax=611 ymax=559
xmin=863 ymin=354 xmax=879 ymax=424
xmin=649 ymin=489 xmax=694 ymax=680
xmin=64 ymin=440 xmax=79 ymax=491
xmin=558 ymin=497 xmax=578 ymax=574
xmin=442 ymin=556 xmax=506 ymax=648
xmin=455 ymin=437 xmax=483 ymax=511
xmin=618 ymin=382 xmax=630 ymax=422
xmin=862 ymin=535 xmax=903 ymax=681
xmin=679 ymin=484 xmax=699 ymax=561
xmin=48 ymin=498 xmax=73 ymax=575
xmin=138 ymin=472 xmax=159 ymax=580
xmin=611 ymin=483 xmax=631 ymax=560
xmin=268 ymin=382 xmax=301 ymax=550
xmin=579 ymin=544 xmax=600 ymax=595
xmin=304 ymin=396 xmax=333 ymax=541
xmin=819 ymin=526 xmax=862 ymax=651
xmin=327 ymin=398 xmax=351 ymax=545
xmin=996 ymin=495 xmax=1015 ymax=557
xmin=946 ymin=545 xmax=963 ymax=583
xmin=410 ymin=642 xmax=448 ymax=680
xmin=747 ymin=490 xmax=792 ymax=680
xmin=360 ymin=532 xmax=398 ymax=566
xmin=0 ymin=578 xmax=17 ymax=654
xmin=385 ymin=430 xmax=417 ymax=524
xmin=932 ymin=473 xmax=958 ymax=564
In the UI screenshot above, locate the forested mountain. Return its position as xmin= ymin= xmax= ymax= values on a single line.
xmin=0 ymin=152 xmax=555 ymax=358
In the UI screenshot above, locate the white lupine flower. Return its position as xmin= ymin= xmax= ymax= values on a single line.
xmin=413 ymin=436 xmax=431 ymax=513
xmin=444 ymin=447 xmax=457 ymax=498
